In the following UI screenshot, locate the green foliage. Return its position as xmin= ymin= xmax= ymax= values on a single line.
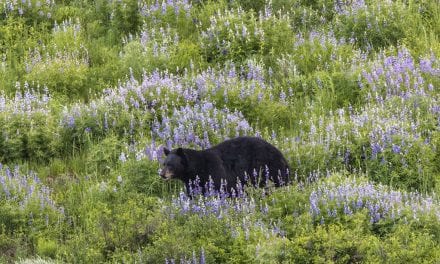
xmin=333 ymin=2 xmax=408 ymax=51
xmin=198 ymin=7 xmax=295 ymax=67
xmin=0 ymin=0 xmax=439 ymax=263
xmin=0 ymin=112 xmax=58 ymax=163
xmin=86 ymin=135 xmax=122 ymax=175
xmin=119 ymin=159 xmax=168 ymax=196
xmin=142 ymin=215 xmax=234 ymax=263
xmin=36 ymin=238 xmax=57 ymax=259
xmin=25 ymin=58 xmax=89 ymax=98
xmin=110 ymin=0 xmax=142 ymax=37
xmin=56 ymin=181 xmax=162 ymax=263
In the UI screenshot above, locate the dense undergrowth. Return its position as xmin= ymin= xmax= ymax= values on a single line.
xmin=1 ymin=0 xmax=439 ymax=263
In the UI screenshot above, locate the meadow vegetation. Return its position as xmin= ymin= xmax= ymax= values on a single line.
xmin=0 ymin=0 xmax=439 ymax=262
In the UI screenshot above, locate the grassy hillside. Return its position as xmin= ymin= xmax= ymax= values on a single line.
xmin=1 ymin=0 xmax=439 ymax=263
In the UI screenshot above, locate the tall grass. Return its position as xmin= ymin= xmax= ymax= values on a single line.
xmin=0 ymin=0 xmax=439 ymax=262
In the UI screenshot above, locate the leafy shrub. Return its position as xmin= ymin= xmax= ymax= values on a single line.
xmin=0 ymin=87 xmax=58 ymax=163
xmin=0 ymin=0 xmax=440 ymax=263
xmin=198 ymin=6 xmax=295 ymax=67
xmin=0 ymin=165 xmax=64 ymax=260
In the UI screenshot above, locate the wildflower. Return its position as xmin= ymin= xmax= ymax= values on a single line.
xmin=391 ymin=144 xmax=401 ymax=154
xmin=200 ymin=247 xmax=206 ymax=264
xmin=119 ymin=152 xmax=127 ymax=163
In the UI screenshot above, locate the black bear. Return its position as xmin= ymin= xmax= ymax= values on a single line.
xmin=159 ymin=136 xmax=290 ymax=196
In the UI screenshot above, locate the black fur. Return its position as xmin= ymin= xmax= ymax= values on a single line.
xmin=160 ymin=136 xmax=290 ymax=195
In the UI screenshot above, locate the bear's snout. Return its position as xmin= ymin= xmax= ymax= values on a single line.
xmin=159 ymin=167 xmax=173 ymax=180
xmin=159 ymin=168 xmax=166 ymax=178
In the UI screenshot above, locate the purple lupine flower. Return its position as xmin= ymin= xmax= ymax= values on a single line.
xmin=66 ymin=115 xmax=75 ymax=128
xmin=356 ymin=197 xmax=363 ymax=209
xmin=264 ymin=165 xmax=270 ymax=186
xmin=119 ymin=152 xmax=127 ymax=163
xmin=391 ymin=144 xmax=401 ymax=154
xmin=371 ymin=142 xmax=382 ymax=158
xmin=311 ymin=178 xmax=440 ymax=224
xmin=200 ymin=247 xmax=205 ymax=264
xmin=343 ymin=203 xmax=353 ymax=215
xmin=241 ymin=24 xmax=248 ymax=39
xmin=309 ymin=191 xmax=320 ymax=216
xmin=279 ymin=90 xmax=287 ymax=103
xmin=343 ymin=150 xmax=351 ymax=165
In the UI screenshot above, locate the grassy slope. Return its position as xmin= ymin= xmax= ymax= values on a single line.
xmin=0 ymin=0 xmax=439 ymax=262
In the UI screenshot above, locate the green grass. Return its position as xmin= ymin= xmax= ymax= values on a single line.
xmin=0 ymin=0 xmax=439 ymax=262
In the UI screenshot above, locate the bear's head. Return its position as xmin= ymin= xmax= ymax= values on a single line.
xmin=159 ymin=147 xmax=187 ymax=180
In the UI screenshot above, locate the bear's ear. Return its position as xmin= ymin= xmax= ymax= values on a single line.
xmin=163 ymin=147 xmax=170 ymax=156
xmin=176 ymin=148 xmax=185 ymax=157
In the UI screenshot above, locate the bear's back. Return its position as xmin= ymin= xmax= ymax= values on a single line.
xmin=213 ymin=136 xmax=284 ymax=158
xmin=210 ymin=136 xmax=289 ymax=186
